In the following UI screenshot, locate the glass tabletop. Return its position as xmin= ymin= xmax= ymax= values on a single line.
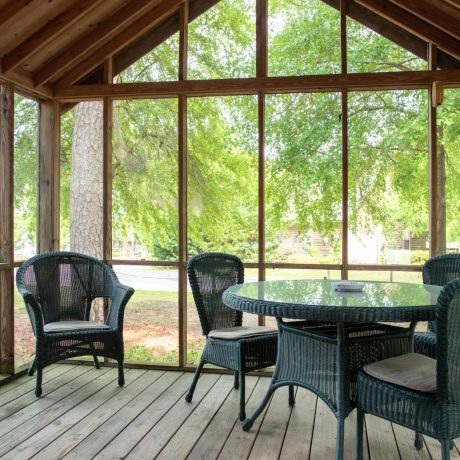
xmin=223 ymin=279 xmax=443 ymax=322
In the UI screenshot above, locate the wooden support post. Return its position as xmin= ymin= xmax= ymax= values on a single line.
xmin=0 ymin=82 xmax=14 ymax=373
xmin=178 ymin=1 xmax=188 ymax=367
xmin=428 ymin=43 xmax=439 ymax=256
xmin=341 ymin=1 xmax=349 ymax=280
xmin=103 ymin=58 xmax=113 ymax=264
xmin=341 ymin=89 xmax=349 ymax=280
xmin=257 ymin=0 xmax=267 ymax=325
xmin=38 ymin=100 xmax=60 ymax=253
xmin=103 ymin=59 xmax=113 ymax=330
xmin=341 ymin=0 xmax=347 ymax=74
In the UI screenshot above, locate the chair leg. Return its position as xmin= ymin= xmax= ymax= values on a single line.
xmin=415 ymin=431 xmax=424 ymax=450
xmin=88 ymin=343 xmax=100 ymax=369
xmin=35 ymin=365 xmax=43 ymax=397
xmin=185 ymin=358 xmax=205 ymax=403
xmin=288 ymin=385 xmax=295 ymax=406
xmin=28 ymin=357 xmax=36 ymax=376
xmin=356 ymin=409 xmax=364 ymax=460
xmin=441 ymin=440 xmax=451 ymax=460
xmin=118 ymin=360 xmax=124 ymax=386
xmin=239 ymin=372 xmax=246 ymax=421
xmin=234 ymin=371 xmax=239 ymax=389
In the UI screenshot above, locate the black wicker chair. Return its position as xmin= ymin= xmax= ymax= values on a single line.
xmin=185 ymin=252 xmax=281 ymax=421
xmin=356 ymin=278 xmax=460 ymax=460
xmin=16 ymin=251 xmax=134 ymax=397
xmin=414 ymin=253 xmax=460 ymax=359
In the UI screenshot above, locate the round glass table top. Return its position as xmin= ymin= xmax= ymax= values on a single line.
xmin=223 ymin=279 xmax=443 ymax=322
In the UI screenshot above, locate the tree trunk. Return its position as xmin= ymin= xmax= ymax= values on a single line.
xmin=70 ymin=101 xmax=104 ymax=259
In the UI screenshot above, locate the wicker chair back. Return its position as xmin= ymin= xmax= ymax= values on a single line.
xmin=423 ymin=253 xmax=460 ymax=333
xmin=17 ymin=252 xmax=114 ymax=326
xmin=187 ymin=252 xmax=244 ymax=336
xmin=436 ymin=278 xmax=460 ymax=403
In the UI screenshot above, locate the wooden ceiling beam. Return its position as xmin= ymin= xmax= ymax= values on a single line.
xmin=388 ymin=0 xmax=460 ymax=42
xmin=2 ymin=0 xmax=103 ymax=74
xmin=33 ymin=0 xmax=158 ymax=87
xmin=354 ymin=0 xmax=460 ymax=59
xmin=0 ymin=0 xmax=35 ymax=28
xmin=54 ymin=69 xmax=460 ymax=101
xmin=113 ymin=0 xmax=219 ymax=77
xmin=53 ymin=0 xmax=184 ymax=91
xmin=0 ymin=69 xmax=52 ymax=99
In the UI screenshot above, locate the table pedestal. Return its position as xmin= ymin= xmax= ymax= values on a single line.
xmin=242 ymin=319 xmax=414 ymax=460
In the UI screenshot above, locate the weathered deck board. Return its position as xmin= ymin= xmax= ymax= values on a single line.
xmin=187 ymin=376 xmax=258 ymax=460
xmin=36 ymin=370 xmax=163 ymax=459
xmin=0 ymin=364 xmax=457 ymax=460
xmin=62 ymin=371 xmax=183 ymax=459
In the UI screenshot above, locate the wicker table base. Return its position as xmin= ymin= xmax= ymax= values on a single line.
xmin=242 ymin=320 xmax=414 ymax=460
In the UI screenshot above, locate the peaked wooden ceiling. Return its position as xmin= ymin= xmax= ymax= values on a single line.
xmin=0 ymin=0 xmax=459 ymax=100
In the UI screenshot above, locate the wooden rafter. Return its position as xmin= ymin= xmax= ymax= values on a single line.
xmin=2 ymin=0 xmax=103 ymax=74
xmin=33 ymin=0 xmax=159 ymax=87
xmin=321 ymin=0 xmax=460 ymax=69
xmin=354 ymin=0 xmax=460 ymax=59
xmin=53 ymin=0 xmax=184 ymax=91
xmin=388 ymin=0 xmax=460 ymax=42
xmin=113 ymin=0 xmax=219 ymax=77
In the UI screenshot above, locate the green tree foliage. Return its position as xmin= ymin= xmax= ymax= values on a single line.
xmin=13 ymin=95 xmax=38 ymax=256
xmin=440 ymin=89 xmax=460 ymax=243
xmin=108 ymin=0 xmax=460 ymax=262
xmin=12 ymin=0 xmax=460 ymax=263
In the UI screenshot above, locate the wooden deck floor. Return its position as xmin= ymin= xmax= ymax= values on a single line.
xmin=0 ymin=364 xmax=458 ymax=460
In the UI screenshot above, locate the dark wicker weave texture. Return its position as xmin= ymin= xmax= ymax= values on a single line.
xmin=356 ymin=278 xmax=460 ymax=460
xmin=185 ymin=252 xmax=278 ymax=421
xmin=414 ymin=253 xmax=460 ymax=359
xmin=16 ymin=251 xmax=134 ymax=396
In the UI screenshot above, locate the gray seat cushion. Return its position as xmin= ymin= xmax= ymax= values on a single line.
xmin=44 ymin=321 xmax=111 ymax=333
xmin=363 ymin=352 xmax=436 ymax=393
xmin=208 ymin=325 xmax=278 ymax=340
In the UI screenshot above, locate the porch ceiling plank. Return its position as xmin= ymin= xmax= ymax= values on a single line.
xmin=1 ymin=0 xmax=104 ymax=74
xmin=388 ymin=0 xmax=460 ymax=42
xmin=113 ymin=0 xmax=220 ymax=77
xmin=33 ymin=0 xmax=162 ymax=88
xmin=354 ymin=0 xmax=460 ymax=59
xmin=0 ymin=0 xmax=35 ymax=28
xmin=52 ymin=0 xmax=184 ymax=92
xmin=54 ymin=69 xmax=460 ymax=101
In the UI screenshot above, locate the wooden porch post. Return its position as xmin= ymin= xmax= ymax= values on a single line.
xmin=178 ymin=0 xmax=189 ymax=367
xmin=103 ymin=58 xmax=113 ymax=264
xmin=428 ymin=43 xmax=439 ymax=257
xmin=0 ymin=82 xmax=15 ymax=373
xmin=38 ymin=100 xmax=60 ymax=253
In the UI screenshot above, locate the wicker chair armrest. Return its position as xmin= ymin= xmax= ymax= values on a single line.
xmin=17 ymin=287 xmax=45 ymax=336
xmin=105 ymin=283 xmax=134 ymax=329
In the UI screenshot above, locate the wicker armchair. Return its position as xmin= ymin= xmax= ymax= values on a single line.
xmin=185 ymin=252 xmax=279 ymax=421
xmin=356 ymin=278 xmax=460 ymax=460
xmin=16 ymin=251 xmax=134 ymax=397
xmin=414 ymin=253 xmax=460 ymax=359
